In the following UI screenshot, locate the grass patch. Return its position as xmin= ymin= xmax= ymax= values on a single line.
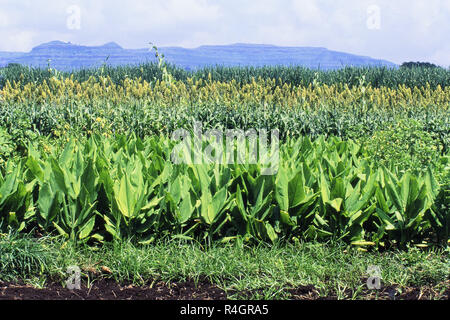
xmin=0 ymin=230 xmax=53 ymax=283
xmin=0 ymin=233 xmax=448 ymax=299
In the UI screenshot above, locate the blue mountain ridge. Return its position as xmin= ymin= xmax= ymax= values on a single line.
xmin=0 ymin=41 xmax=397 ymax=71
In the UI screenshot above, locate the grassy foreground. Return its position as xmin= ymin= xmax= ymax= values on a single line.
xmin=0 ymin=231 xmax=448 ymax=299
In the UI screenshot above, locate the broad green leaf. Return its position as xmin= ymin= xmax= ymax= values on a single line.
xmin=211 ymin=187 xmax=227 ymax=219
xmin=386 ymin=178 xmax=402 ymax=213
xmin=200 ymin=189 xmax=214 ymax=224
xmin=275 ymin=166 xmax=289 ymax=212
xmin=37 ymin=183 xmax=55 ymax=220
xmin=50 ymin=159 xmax=67 ymax=194
xmin=115 ymin=174 xmax=135 ymax=218
xmin=78 ymin=216 xmax=96 ymax=240
xmin=178 ymin=193 xmax=194 ymax=223
xmin=327 ymin=198 xmax=343 ymax=212
xmin=141 ymin=196 xmax=163 ymax=211
xmin=424 ymin=167 xmax=439 ymax=199
xmin=264 ymin=222 xmax=278 ymax=243
xmin=53 ymin=222 xmax=69 ymax=238
xmin=59 ymin=139 xmax=75 ymax=167
xmin=320 ymin=171 xmax=330 ymax=204
xmin=400 ymin=173 xmax=411 ymax=212
xmin=288 ymin=170 xmax=306 ymax=208
xmin=26 ymin=156 xmax=44 ymax=182
xmin=375 ymin=209 xmax=396 ymax=231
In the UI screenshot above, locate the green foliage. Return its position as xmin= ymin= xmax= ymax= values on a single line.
xmin=150 ymin=43 xmax=174 ymax=85
xmin=0 ymin=63 xmax=448 ymax=249
xmin=401 ymin=62 xmax=440 ymax=69
xmin=31 ymin=140 xmax=100 ymax=243
xmin=0 ymin=161 xmax=35 ymax=232
xmin=0 ymin=128 xmax=14 ymax=165
xmin=1 ymin=96 xmax=447 ymax=156
xmin=0 ymin=230 xmax=51 ymax=281
xmin=2 ymin=63 xmax=450 ymax=90
xmin=362 ymin=119 xmax=444 ymax=172
xmin=1 ymin=234 xmax=448 ymax=298
xmin=0 ymin=134 xmax=447 ymax=247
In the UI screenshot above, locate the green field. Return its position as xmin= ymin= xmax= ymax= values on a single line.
xmin=0 ymin=62 xmax=448 ymax=299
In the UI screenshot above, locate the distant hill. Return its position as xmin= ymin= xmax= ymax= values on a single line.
xmin=0 ymin=41 xmax=397 ymax=71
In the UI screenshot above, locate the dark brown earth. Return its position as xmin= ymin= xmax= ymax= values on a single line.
xmin=0 ymin=279 xmax=448 ymax=300
xmin=0 ymin=280 xmax=226 ymax=300
xmin=287 ymin=282 xmax=450 ymax=300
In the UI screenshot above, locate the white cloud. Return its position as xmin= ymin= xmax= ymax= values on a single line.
xmin=0 ymin=10 xmax=10 ymax=27
xmin=428 ymin=47 xmax=450 ymax=67
xmin=0 ymin=30 xmax=35 ymax=52
xmin=292 ymin=0 xmax=324 ymax=25
xmin=0 ymin=0 xmax=448 ymax=65
xmin=104 ymin=0 xmax=220 ymax=30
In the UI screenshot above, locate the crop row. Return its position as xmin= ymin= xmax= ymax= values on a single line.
xmin=2 ymin=76 xmax=449 ymax=107
xmin=0 ymin=134 xmax=447 ymax=247
xmin=0 ymin=76 xmax=448 ymax=154
xmin=1 ymin=63 xmax=450 ymax=89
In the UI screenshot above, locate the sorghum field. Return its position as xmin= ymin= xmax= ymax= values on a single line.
xmin=0 ymin=62 xmax=448 ymax=300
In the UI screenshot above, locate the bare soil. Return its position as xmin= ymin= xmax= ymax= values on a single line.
xmin=0 ymin=280 xmax=226 ymax=300
xmin=0 ymin=279 xmax=447 ymax=300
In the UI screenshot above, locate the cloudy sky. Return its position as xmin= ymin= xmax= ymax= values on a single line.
xmin=0 ymin=0 xmax=449 ymax=66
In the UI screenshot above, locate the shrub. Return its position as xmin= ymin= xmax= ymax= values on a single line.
xmin=362 ymin=119 xmax=443 ymax=172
